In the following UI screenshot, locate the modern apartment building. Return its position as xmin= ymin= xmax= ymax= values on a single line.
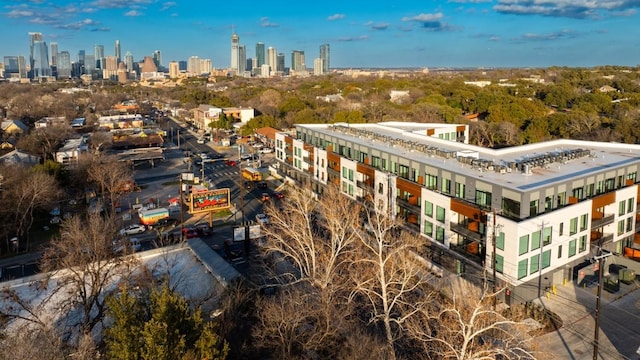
xmin=275 ymin=122 xmax=640 ymax=301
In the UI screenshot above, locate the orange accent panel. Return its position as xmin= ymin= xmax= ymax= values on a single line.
xmin=451 ymin=198 xmax=483 ymax=221
xmin=468 ymin=221 xmax=479 ymax=232
xmin=427 ymin=129 xmax=435 ymax=136
xmin=626 ymin=179 xmax=634 ymax=186
xmin=456 ymin=125 xmax=466 ymax=132
xmin=591 ymin=192 xmax=615 ymax=211
xmin=397 ymin=177 xmax=421 ymax=196
xmin=568 ymin=196 xmax=578 ymax=204
xmin=357 ymin=163 xmax=375 ymax=178
xmin=467 ymin=242 xmax=479 ymax=254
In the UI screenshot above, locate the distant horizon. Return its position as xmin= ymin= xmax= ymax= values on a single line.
xmin=1 ymin=1 xmax=639 ymax=69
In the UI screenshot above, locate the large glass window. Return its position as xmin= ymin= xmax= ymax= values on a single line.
xmin=441 ymin=178 xmax=451 ymax=194
xmin=628 ymin=198 xmax=634 ymax=213
xmin=495 ymin=254 xmax=504 ymax=274
xmin=530 ymin=254 xmax=539 ymax=273
xmin=543 ymin=226 xmax=552 ymax=245
xmin=580 ymin=214 xmax=588 ymax=231
xmin=342 ymin=166 xmax=347 ymax=178
xmin=436 ymin=206 xmax=445 ymax=222
xmin=372 ymin=156 xmax=380 ymax=169
xmin=475 ymin=190 xmax=492 ymax=208
xmin=530 ymin=200 xmax=539 ymax=217
xmin=424 ymin=201 xmax=433 ymax=217
xmin=569 ymin=239 xmax=577 ymax=257
xmin=502 ymin=198 xmax=521 ymax=218
xmin=399 ymin=165 xmax=409 ymax=179
xmin=518 ymin=259 xmax=528 ymax=279
xmin=545 ymin=196 xmax=553 ymax=212
xmin=570 ymin=217 xmax=578 ymax=235
xmin=496 ymin=232 xmax=505 ymax=250
xmin=348 ymin=169 xmax=354 ymax=181
xmin=572 ymin=187 xmax=584 ymax=200
xmin=618 ymin=220 xmax=625 ymax=235
xmin=579 ymin=235 xmax=587 ymax=252
xmin=619 ymin=200 xmax=626 ymax=216
xmin=531 ymin=231 xmax=541 ymax=250
xmin=542 ymin=250 xmax=551 ymax=269
xmin=435 ymin=226 xmax=445 ymax=243
xmin=519 ymin=235 xmax=529 ymax=255
xmin=426 ymin=174 xmax=437 ymax=190
xmin=424 ymin=220 xmax=433 ymax=237
xmin=455 ymin=183 xmax=465 ymax=199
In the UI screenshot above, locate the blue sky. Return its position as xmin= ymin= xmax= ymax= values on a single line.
xmin=1 ymin=0 xmax=639 ymax=69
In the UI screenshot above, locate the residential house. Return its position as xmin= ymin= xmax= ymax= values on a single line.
xmin=1 ymin=120 xmax=29 ymax=135
xmin=0 ymin=149 xmax=41 ymax=166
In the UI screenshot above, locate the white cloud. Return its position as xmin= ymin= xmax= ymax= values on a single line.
xmin=124 ymin=10 xmax=143 ymax=17
xmin=494 ymin=0 xmax=640 ymax=19
xmin=259 ymin=17 xmax=279 ymax=27
xmin=401 ymin=12 xmax=452 ymax=31
xmin=328 ymin=13 xmax=346 ymax=20
xmin=161 ymin=2 xmax=176 ymax=11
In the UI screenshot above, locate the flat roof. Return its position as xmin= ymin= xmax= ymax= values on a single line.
xmin=297 ymin=122 xmax=640 ymax=192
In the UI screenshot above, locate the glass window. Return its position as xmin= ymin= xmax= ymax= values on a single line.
xmin=531 ymin=231 xmax=541 ymax=250
xmin=381 ymin=158 xmax=387 ymax=171
xmin=502 ymin=198 xmax=521 ymax=218
xmin=399 ymin=165 xmax=409 ymax=179
xmin=342 ymin=166 xmax=347 ymax=178
xmin=424 ymin=201 xmax=433 ymax=217
xmin=348 ymin=169 xmax=354 ymax=181
xmin=455 ymin=183 xmax=465 ymax=199
xmin=543 ymin=226 xmax=552 ymax=245
xmin=519 ymin=235 xmax=529 ymax=255
xmin=475 ymin=190 xmax=492 ymax=208
xmin=627 ymin=217 xmax=633 ymax=232
xmin=619 ymin=200 xmax=626 ymax=216
xmin=530 ymin=199 xmax=538 ymax=217
xmin=441 ymin=178 xmax=451 ymax=194
xmin=435 ymin=226 xmax=445 ymax=243
xmin=580 ymin=214 xmax=588 ymax=231
xmin=570 ymin=217 xmax=578 ymax=235
xmin=586 ymin=183 xmax=594 ymax=197
xmin=436 ymin=206 xmax=445 ymax=222
xmin=496 ymin=232 xmax=505 ymax=250
xmin=542 ymin=250 xmax=551 ymax=269
xmin=557 ymin=192 xmax=566 ymax=207
xmin=579 ymin=235 xmax=587 ymax=252
xmin=518 ymin=259 xmax=528 ymax=280
xmin=545 ymin=196 xmax=553 ymax=212
xmin=424 ymin=220 xmax=433 ymax=237
xmin=559 ymin=222 xmax=564 ymax=236
xmin=495 ymin=254 xmax=504 ymax=273
xmin=628 ymin=198 xmax=634 ymax=213
xmin=618 ymin=220 xmax=625 ymax=235
xmin=558 ymin=245 xmax=562 ymax=258
xmin=530 ymin=254 xmax=539 ymax=273
xmin=569 ymin=239 xmax=576 ymax=257
xmin=426 ymin=174 xmax=437 ymax=190
xmin=628 ymin=172 xmax=637 ymax=183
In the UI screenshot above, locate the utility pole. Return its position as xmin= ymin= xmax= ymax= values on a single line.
xmin=238 ymin=145 xmax=245 ymax=223
xmin=491 ymin=209 xmax=503 ymax=310
xmin=593 ymin=249 xmax=612 ymax=360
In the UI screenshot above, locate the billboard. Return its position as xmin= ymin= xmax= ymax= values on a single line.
xmin=190 ymin=188 xmax=231 ymax=214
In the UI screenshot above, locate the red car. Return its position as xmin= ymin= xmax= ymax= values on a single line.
xmin=225 ymin=160 xmax=237 ymax=166
xmin=274 ymin=192 xmax=285 ymax=200
xmin=181 ymin=227 xmax=199 ymax=239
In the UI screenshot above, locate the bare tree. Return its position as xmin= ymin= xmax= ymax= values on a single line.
xmin=348 ymin=203 xmax=431 ymax=359
xmin=16 ymin=126 xmax=72 ymax=161
xmin=0 ymin=325 xmax=67 ymax=360
xmin=405 ymin=280 xmax=538 ymax=360
xmin=36 ymin=213 xmax=139 ymax=336
xmin=86 ymin=154 xmax=133 ymax=213
xmin=0 ymin=164 xmax=62 ymax=251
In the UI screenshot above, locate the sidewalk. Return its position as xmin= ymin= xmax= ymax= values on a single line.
xmin=533 ymin=255 xmax=640 ymax=359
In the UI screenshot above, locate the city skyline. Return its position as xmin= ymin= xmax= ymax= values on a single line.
xmin=1 ymin=1 xmax=639 ymax=68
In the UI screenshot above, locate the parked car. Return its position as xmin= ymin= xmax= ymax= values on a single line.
xmin=197 ymin=138 xmax=205 ymax=144
xmin=182 ymin=227 xmax=199 ymax=239
xmin=259 ymin=147 xmax=274 ymax=154
xmin=256 ymin=213 xmax=269 ymax=225
xmin=150 ymin=218 xmax=179 ymax=229
xmin=244 ymin=181 xmax=253 ymax=190
xmin=261 ymin=193 xmax=270 ymax=201
xmin=119 ymin=224 xmax=146 ymax=236
xmin=195 ymin=223 xmax=213 ymax=236
xmin=113 ymin=237 xmax=142 ymax=254
xmin=223 ymin=239 xmax=244 ymax=260
xmin=274 ymin=192 xmax=285 ymax=200
xmin=257 ymin=181 xmax=268 ymax=189
xmin=225 ymin=160 xmax=237 ymax=167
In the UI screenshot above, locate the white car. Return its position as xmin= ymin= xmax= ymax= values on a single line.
xmin=119 ymin=224 xmax=146 ymax=236
xmin=256 ymin=213 xmax=269 ymax=225
xmin=113 ymin=237 xmax=142 ymax=253
xmin=197 ymin=138 xmax=205 ymax=144
xmin=259 ymin=147 xmax=274 ymax=154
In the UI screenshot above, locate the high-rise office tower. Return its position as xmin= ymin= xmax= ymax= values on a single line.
xmin=230 ymin=32 xmax=239 ymax=72
xmin=28 ymin=32 xmax=43 ymax=79
xmin=3 ymin=56 xmax=27 ymax=79
xmin=57 ymin=51 xmax=71 ymax=78
xmin=200 ymin=59 xmax=212 ymax=74
xmin=238 ymin=45 xmax=246 ymax=74
xmin=117 ymin=62 xmax=127 ymax=83
xmin=32 ymin=39 xmax=51 ymax=78
xmin=103 ymin=55 xmax=118 ymax=80
xmin=50 ymin=42 xmax=58 ymax=67
xmin=266 ymin=46 xmax=277 ymax=75
xmin=291 ymin=50 xmax=305 ymax=72
xmin=115 ymin=40 xmax=121 ymax=63
xmin=256 ymin=42 xmax=265 ymax=67
xmin=178 ymin=61 xmax=187 ymax=71
xmin=277 ymin=53 xmax=285 ymax=74
xmin=153 ymin=50 xmax=162 ymax=69
xmin=314 ymin=58 xmax=323 ymax=76
xmin=84 ymin=54 xmax=95 ymax=74
xmin=169 ymin=61 xmax=179 ymax=78
xmin=246 ymin=58 xmax=253 ymax=72
xmin=94 ymin=44 xmax=104 ymax=69
xmin=125 ymin=51 xmax=134 ymax=72
xmin=319 ymin=44 xmax=330 ymax=74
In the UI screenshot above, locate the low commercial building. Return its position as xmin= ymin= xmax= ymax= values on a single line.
xmin=275 ymin=122 xmax=640 ymax=302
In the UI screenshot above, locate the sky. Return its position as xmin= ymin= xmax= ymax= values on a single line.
xmin=0 ymin=0 xmax=639 ymax=69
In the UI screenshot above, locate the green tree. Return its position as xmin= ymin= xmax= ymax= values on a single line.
xmin=104 ymin=286 xmax=228 ymax=360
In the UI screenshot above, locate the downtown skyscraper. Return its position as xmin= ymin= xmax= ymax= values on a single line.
xmin=230 ymin=32 xmax=240 ymax=73
xmin=115 ymin=40 xmax=121 ymax=64
xmin=320 ymin=44 xmax=330 ymax=74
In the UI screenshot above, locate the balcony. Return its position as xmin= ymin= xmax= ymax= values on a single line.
xmin=397 ymin=196 xmax=421 ymax=213
xmin=590 ymin=231 xmax=614 ymax=244
xmin=449 ymin=241 xmax=484 ymax=264
xmin=356 ymin=179 xmax=373 ymax=189
xmin=450 ymin=221 xmax=484 ymax=243
xmin=591 ymin=213 xmax=614 ymax=229
xmin=327 ymin=166 xmax=340 ymax=177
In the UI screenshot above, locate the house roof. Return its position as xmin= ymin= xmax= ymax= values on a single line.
xmin=254 ymin=127 xmax=280 ymax=141
xmin=0 ymin=149 xmax=40 ymax=166
xmin=1 ymin=119 xmax=29 ymax=132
